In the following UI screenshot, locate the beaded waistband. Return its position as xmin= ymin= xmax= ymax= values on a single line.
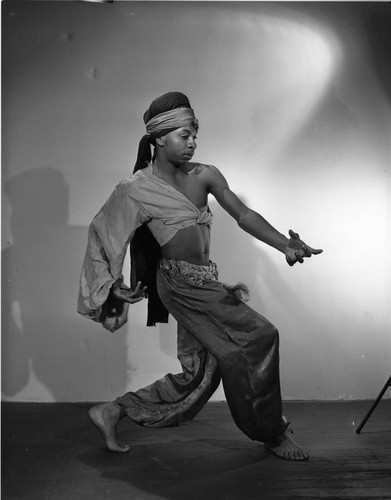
xmin=160 ymin=258 xmax=219 ymax=286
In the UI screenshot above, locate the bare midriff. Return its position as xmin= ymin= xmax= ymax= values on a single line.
xmin=160 ymin=224 xmax=211 ymax=265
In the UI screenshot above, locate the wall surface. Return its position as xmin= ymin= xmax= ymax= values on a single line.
xmin=2 ymin=1 xmax=390 ymax=402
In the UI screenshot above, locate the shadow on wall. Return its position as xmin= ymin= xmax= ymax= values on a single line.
xmin=1 ymin=167 xmax=128 ymax=402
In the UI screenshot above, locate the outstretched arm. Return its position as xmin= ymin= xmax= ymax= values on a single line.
xmin=206 ymin=165 xmax=322 ymax=266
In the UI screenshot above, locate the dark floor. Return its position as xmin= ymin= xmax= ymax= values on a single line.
xmin=2 ymin=400 xmax=391 ymax=500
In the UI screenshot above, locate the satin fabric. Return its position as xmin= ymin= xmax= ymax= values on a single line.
xmin=77 ymin=166 xmax=212 ymax=330
xmin=146 ymin=107 xmax=197 ymax=136
xmin=116 ymin=261 xmax=288 ymax=442
xmin=144 ymin=164 xmax=212 ymax=246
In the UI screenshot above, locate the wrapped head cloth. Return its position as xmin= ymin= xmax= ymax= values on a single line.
xmin=131 ymin=92 xmax=198 ymax=326
xmin=133 ymin=92 xmax=198 ymax=173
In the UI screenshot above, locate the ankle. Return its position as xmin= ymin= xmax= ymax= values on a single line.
xmin=112 ymin=401 xmax=126 ymax=419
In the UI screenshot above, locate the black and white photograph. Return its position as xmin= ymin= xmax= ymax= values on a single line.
xmin=2 ymin=1 xmax=390 ymax=499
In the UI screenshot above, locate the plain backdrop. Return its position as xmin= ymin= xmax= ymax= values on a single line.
xmin=2 ymin=1 xmax=390 ymax=403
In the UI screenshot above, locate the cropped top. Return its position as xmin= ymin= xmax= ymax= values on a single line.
xmin=144 ymin=164 xmax=212 ymax=246
xmin=78 ymin=163 xmax=213 ymax=331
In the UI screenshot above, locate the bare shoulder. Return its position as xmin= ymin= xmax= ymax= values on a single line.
xmin=186 ymin=162 xmax=208 ymax=176
xmin=186 ymin=162 xmax=221 ymax=178
xmin=185 ymin=163 xmax=226 ymax=195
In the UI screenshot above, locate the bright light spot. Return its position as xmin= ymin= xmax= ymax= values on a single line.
xmin=240 ymin=12 xmax=340 ymax=161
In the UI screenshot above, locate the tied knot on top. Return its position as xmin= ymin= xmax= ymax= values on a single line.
xmin=196 ymin=210 xmax=213 ymax=226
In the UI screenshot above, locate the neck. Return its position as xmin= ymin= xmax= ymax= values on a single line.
xmin=153 ymin=158 xmax=187 ymax=179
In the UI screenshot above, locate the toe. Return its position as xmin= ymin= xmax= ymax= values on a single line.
xmin=119 ymin=443 xmax=130 ymax=451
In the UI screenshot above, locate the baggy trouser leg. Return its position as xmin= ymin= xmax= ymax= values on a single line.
xmin=116 ymin=322 xmax=221 ymax=427
xmin=156 ymin=266 xmax=287 ymax=442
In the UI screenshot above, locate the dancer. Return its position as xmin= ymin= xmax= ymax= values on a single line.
xmin=78 ymin=92 xmax=322 ymax=460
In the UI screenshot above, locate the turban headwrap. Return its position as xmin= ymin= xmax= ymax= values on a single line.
xmin=133 ymin=91 xmax=198 ymax=173
xmin=131 ymin=92 xmax=198 ymax=326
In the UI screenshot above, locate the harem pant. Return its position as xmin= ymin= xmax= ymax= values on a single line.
xmin=116 ymin=260 xmax=288 ymax=442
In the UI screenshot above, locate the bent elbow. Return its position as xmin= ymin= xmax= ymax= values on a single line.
xmin=237 ymin=212 xmax=248 ymax=231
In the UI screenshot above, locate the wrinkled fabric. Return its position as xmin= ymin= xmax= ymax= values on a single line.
xmin=116 ymin=261 xmax=288 ymax=441
xmin=78 ymin=167 xmax=213 ymax=330
xmin=130 ymin=223 xmax=168 ymax=327
xmin=143 ymin=91 xmax=192 ymax=125
xmin=130 ymin=165 xmax=213 ymax=325
xmin=116 ymin=323 xmax=220 ymax=427
xmin=146 ymin=107 xmax=198 ymax=137
xmin=143 ymin=164 xmax=212 ymax=246
xmin=78 ymin=181 xmax=149 ymax=331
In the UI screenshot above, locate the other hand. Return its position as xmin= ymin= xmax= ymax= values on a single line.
xmin=112 ymin=280 xmax=148 ymax=304
xmin=285 ymin=229 xmax=323 ymax=267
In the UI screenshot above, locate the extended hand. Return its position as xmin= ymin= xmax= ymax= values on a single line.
xmin=285 ymin=230 xmax=323 ymax=267
xmin=112 ymin=280 xmax=148 ymax=304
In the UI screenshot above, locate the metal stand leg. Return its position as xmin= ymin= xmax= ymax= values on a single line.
xmin=356 ymin=375 xmax=391 ymax=434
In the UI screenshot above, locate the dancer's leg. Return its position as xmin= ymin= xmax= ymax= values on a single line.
xmin=156 ymin=264 xmax=308 ymax=460
xmin=115 ymin=323 xmax=220 ymax=427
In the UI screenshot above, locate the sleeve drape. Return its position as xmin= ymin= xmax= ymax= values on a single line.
xmin=77 ymin=181 xmax=148 ymax=332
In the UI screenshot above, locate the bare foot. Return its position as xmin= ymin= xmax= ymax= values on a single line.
xmin=88 ymin=402 xmax=130 ymax=453
xmin=264 ymin=431 xmax=309 ymax=461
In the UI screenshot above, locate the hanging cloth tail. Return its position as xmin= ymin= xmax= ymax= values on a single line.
xmin=130 ymin=224 xmax=169 ymax=327
xmin=131 ymin=134 xmax=168 ymax=326
xmin=133 ymin=134 xmax=152 ymax=174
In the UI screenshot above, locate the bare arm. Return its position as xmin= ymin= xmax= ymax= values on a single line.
xmin=205 ymin=165 xmax=322 ymax=265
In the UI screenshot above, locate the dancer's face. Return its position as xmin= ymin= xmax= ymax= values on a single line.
xmin=158 ymin=126 xmax=198 ymax=164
